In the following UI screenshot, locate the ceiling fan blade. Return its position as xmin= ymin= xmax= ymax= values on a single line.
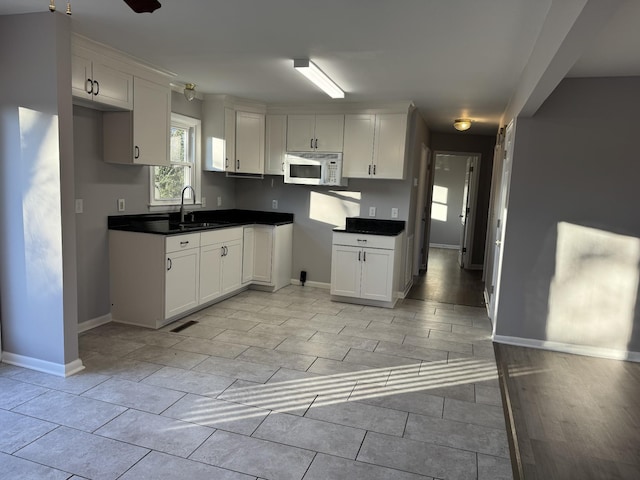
xmin=123 ymin=0 xmax=161 ymax=13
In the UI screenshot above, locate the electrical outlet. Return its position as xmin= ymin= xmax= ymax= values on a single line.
xmin=117 ymin=198 xmax=125 ymax=212
xmin=369 ymin=206 xmax=376 ymax=217
xmin=75 ymin=199 xmax=83 ymax=214
xmin=201 ymin=197 xmax=206 ymax=208
xmin=391 ymin=208 xmax=399 ymax=218
xmin=217 ymin=196 xmax=222 ymax=207
xmin=272 ymin=199 xmax=278 ymax=209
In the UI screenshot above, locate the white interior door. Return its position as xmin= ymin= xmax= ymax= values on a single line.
xmin=458 ymin=156 xmax=480 ymax=268
xmin=489 ymin=121 xmax=514 ymax=324
xmin=413 ymin=145 xmax=429 ymax=275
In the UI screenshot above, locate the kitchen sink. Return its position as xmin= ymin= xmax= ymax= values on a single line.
xmin=172 ymin=221 xmax=228 ymax=230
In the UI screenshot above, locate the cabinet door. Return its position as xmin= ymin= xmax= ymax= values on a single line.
xmin=330 ymin=245 xmax=361 ymax=298
xmin=287 ymin=115 xmax=315 ymax=152
xmin=314 ymin=114 xmax=344 ymax=152
xmin=71 ymin=53 xmax=93 ymax=100
xmin=343 ymin=114 xmax=375 ymax=178
xmin=92 ymin=62 xmax=133 ymax=110
xmin=133 ymin=77 xmax=170 ymax=166
xmin=242 ymin=227 xmax=254 ymax=283
xmin=235 ymin=111 xmax=265 ymax=174
xmin=373 ymin=113 xmax=407 ymax=179
xmin=360 ymin=248 xmax=393 ymax=301
xmin=265 ymin=114 xmax=286 ymax=175
xmin=165 ymin=248 xmax=200 ymax=319
xmin=252 ymin=227 xmax=273 ymax=283
xmin=224 ymin=108 xmax=236 ymax=171
xmin=199 ymin=243 xmax=223 ymax=304
xmin=221 ymin=239 xmax=243 ymax=294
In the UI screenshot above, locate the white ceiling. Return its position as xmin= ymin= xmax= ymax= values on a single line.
xmin=2 ymin=1 xmax=638 ymax=135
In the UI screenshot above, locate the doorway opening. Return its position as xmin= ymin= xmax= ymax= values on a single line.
xmin=407 ymin=152 xmax=485 ymax=306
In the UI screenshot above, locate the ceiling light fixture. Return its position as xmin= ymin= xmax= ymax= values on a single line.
xmin=453 ymin=118 xmax=472 ymax=131
xmin=184 ymin=83 xmax=196 ymax=101
xmin=293 ymin=59 xmax=344 ymax=99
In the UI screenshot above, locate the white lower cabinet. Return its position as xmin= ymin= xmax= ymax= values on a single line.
xmin=110 ymin=223 xmax=292 ymax=329
xmin=199 ymin=228 xmax=243 ymax=303
xmin=165 ymin=245 xmax=200 ymax=319
xmin=330 ymin=232 xmax=402 ymax=307
xmin=242 ymin=224 xmax=293 ymax=291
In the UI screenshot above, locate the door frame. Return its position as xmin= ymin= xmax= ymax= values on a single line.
xmin=413 ymin=144 xmax=430 ymax=275
xmin=428 ymin=151 xmax=482 ymax=270
xmin=487 ymin=120 xmax=515 ymax=327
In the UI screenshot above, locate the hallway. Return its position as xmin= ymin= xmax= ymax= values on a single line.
xmin=407 ymin=248 xmax=485 ymax=307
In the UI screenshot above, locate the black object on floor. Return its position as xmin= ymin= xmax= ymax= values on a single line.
xmin=170 ymin=320 xmax=199 ymax=333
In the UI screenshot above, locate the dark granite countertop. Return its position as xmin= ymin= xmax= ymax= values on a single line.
xmin=108 ymin=209 xmax=294 ymax=235
xmin=334 ymin=217 xmax=405 ymax=236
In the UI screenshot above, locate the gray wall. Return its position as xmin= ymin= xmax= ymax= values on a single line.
xmin=234 ymin=176 xmax=411 ymax=285
xmin=429 ymin=154 xmax=467 ymax=247
xmin=496 ymin=76 xmax=640 ymax=354
xmin=74 ymin=92 xmax=237 ymax=325
xmin=235 ymin=110 xmax=428 ymax=286
xmin=429 ymin=132 xmax=495 ymax=266
xmin=0 ymin=12 xmax=79 ymax=366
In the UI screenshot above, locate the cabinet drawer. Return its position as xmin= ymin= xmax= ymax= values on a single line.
xmin=166 ymin=233 xmax=200 ymax=253
xmin=333 ymin=232 xmax=396 ymax=250
xmin=201 ymin=227 xmax=243 ymax=247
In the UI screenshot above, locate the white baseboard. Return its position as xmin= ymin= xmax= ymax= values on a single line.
xmin=78 ymin=313 xmax=112 ymax=333
xmin=429 ymin=243 xmax=460 ymax=250
xmin=397 ymin=278 xmax=414 ymax=299
xmin=493 ymin=335 xmax=640 ymax=363
xmin=290 ymin=279 xmax=331 ymax=289
xmin=1 ymin=352 xmax=85 ymax=377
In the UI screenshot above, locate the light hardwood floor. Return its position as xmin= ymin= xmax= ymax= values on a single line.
xmin=495 ymin=344 xmax=640 ymax=480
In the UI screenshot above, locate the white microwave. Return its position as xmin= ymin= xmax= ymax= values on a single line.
xmin=284 ymin=152 xmax=346 ymax=186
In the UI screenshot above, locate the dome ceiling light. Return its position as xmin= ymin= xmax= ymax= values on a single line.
xmin=453 ymin=118 xmax=472 ymax=131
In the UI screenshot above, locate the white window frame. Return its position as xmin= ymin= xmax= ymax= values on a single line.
xmin=149 ymin=112 xmax=202 ymax=209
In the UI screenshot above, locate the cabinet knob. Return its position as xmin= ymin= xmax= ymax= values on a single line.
xmin=134 ymin=146 xmax=140 ymax=159
xmin=368 ymin=165 xmax=371 ymax=175
xmin=315 ymin=138 xmax=318 ymax=149
xmin=167 ymin=258 xmax=172 ymax=271
xmin=94 ymin=80 xmax=100 ymax=96
xmin=363 ymin=251 xmax=367 ymax=262
xmin=373 ymin=164 xmax=376 ymax=175
xmin=310 ymin=138 xmax=314 ymax=149
xmin=358 ymin=251 xmax=361 ymax=262
xmin=85 ymin=78 xmax=93 ymax=94
xmin=237 ymin=159 xmax=240 ymax=170
xmin=180 ymin=241 xmax=189 ymax=247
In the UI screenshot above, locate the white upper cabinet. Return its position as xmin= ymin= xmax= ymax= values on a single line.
xmin=203 ymin=97 xmax=266 ymax=174
xmin=373 ymin=113 xmax=407 ymax=179
xmin=343 ymin=114 xmax=375 ymax=178
xmin=103 ymin=76 xmax=170 ymax=166
xmin=234 ymin=111 xmax=265 ymax=174
xmin=223 ymin=108 xmax=236 ymax=171
xmin=71 ymin=45 xmax=133 ymax=110
xmin=342 ymin=113 xmax=407 ymax=179
xmin=287 ymin=114 xmax=344 ymax=152
xmin=265 ymin=114 xmax=287 ymax=175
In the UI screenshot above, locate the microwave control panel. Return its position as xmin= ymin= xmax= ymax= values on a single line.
xmin=327 ymin=161 xmax=339 ymax=184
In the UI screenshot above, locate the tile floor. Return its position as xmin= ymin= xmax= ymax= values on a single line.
xmin=0 ymin=286 xmax=513 ymax=480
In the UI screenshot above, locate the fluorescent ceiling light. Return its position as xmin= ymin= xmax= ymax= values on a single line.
xmin=294 ymin=59 xmax=344 ymax=99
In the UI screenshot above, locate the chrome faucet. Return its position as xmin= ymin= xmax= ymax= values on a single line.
xmin=180 ymin=185 xmax=196 ymax=223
